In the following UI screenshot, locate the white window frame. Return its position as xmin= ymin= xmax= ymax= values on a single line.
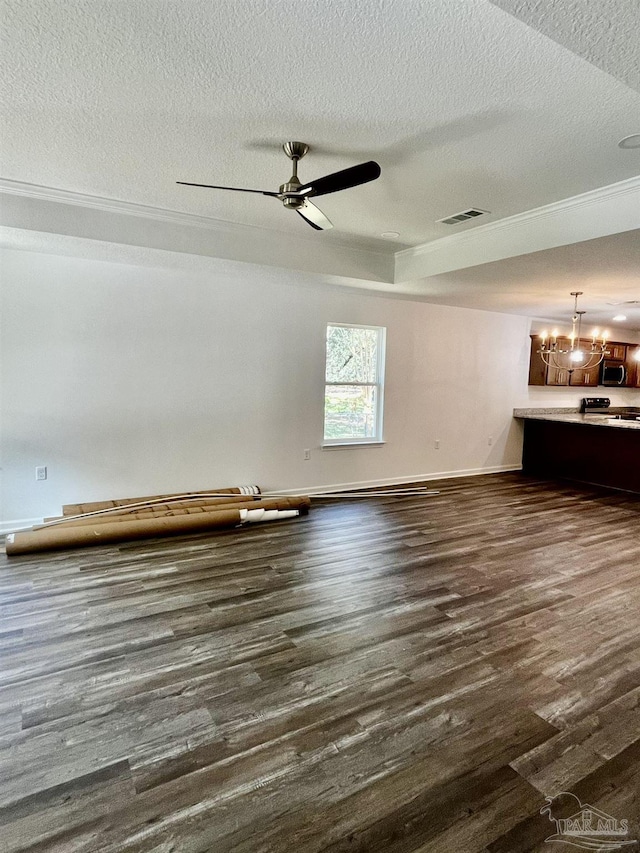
xmin=323 ymin=322 xmax=386 ymax=447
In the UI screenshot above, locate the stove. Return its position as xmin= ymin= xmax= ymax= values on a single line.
xmin=580 ymin=397 xmax=611 ymax=414
xmin=580 ymin=397 xmax=640 ymax=421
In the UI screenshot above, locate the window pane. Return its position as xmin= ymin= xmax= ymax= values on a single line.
xmin=325 ymin=325 xmax=379 ymax=383
xmin=324 ymin=384 xmax=377 ymax=440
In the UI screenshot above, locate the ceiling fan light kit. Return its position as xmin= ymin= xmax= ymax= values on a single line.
xmin=177 ymin=142 xmax=381 ymax=231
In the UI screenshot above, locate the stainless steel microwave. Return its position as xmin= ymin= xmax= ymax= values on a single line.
xmin=601 ymin=360 xmax=626 ymax=386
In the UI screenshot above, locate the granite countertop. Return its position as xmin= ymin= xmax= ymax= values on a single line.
xmin=513 ymin=408 xmax=640 ymax=430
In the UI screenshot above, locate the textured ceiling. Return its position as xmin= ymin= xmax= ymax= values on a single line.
xmin=1 ymin=0 xmax=639 ymax=320
xmin=489 ymin=0 xmax=640 ymax=92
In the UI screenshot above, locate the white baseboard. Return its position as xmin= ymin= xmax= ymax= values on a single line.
xmin=0 ymin=466 xmax=523 ymax=534
xmin=272 ymin=464 xmax=522 ymax=496
xmin=0 ymin=518 xmax=43 ymax=536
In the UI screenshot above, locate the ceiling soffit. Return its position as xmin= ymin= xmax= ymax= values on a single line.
xmin=395 ymin=175 xmax=640 ymax=281
xmin=2 ymin=176 xmax=639 ymax=308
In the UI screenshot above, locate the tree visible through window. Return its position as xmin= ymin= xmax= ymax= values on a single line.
xmin=324 ymin=324 xmax=386 ymax=443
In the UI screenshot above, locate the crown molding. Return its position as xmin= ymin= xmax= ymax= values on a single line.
xmin=395 ymin=174 xmax=640 ymax=282
xmin=0 ymin=177 xmax=397 ymax=283
xmin=0 ymin=177 xmax=391 ymax=259
xmin=2 ymin=175 xmax=638 ymax=287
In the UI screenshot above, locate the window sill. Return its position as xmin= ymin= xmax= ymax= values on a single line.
xmin=321 ymin=441 xmax=386 ymax=450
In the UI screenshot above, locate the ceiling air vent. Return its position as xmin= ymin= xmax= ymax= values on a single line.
xmin=437 ymin=208 xmax=489 ymax=225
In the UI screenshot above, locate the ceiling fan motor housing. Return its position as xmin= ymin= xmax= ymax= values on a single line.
xmin=280 ymin=176 xmax=305 ymax=208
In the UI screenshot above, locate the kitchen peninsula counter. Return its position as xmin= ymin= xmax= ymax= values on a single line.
xmin=514 ymin=407 xmax=640 ymax=429
xmin=514 ymin=407 xmax=640 ymax=494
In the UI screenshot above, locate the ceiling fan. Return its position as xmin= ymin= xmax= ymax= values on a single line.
xmin=177 ymin=141 xmax=381 ymax=231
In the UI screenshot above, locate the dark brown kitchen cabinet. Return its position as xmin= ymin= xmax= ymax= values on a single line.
xmin=607 ymin=342 xmax=626 ymax=361
xmin=521 ymin=418 xmax=640 ymax=494
xmin=528 ymin=336 xmax=598 ymax=386
xmin=528 ymin=335 xmax=640 ymax=387
xmin=528 ymin=336 xmax=571 ymax=385
xmin=569 ymin=365 xmax=600 ymax=386
xmin=528 ymin=337 xmax=549 ymax=385
xmin=568 ymin=339 xmax=601 ymax=386
xmin=547 ymin=365 xmax=569 ymax=386
xmin=626 ymin=346 xmax=640 ymax=387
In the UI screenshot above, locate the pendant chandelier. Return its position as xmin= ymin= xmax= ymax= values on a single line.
xmin=538 ymin=292 xmax=608 ymax=373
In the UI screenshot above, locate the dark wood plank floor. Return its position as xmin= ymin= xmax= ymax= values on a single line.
xmin=1 ymin=472 xmax=639 ymax=852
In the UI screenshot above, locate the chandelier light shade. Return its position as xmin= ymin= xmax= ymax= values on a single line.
xmin=538 ymin=292 xmax=609 ymax=374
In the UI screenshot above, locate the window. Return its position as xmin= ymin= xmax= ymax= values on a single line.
xmin=323 ymin=323 xmax=386 ymax=444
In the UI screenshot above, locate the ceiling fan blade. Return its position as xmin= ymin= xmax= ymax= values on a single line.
xmin=296 ymin=160 xmax=381 ymax=198
xmin=176 ymin=181 xmax=279 ymax=197
xmin=297 ymin=200 xmax=333 ymax=230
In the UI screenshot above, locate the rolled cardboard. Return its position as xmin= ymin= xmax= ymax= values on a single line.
xmin=37 ymin=496 xmax=309 ymax=530
xmin=6 ymin=508 xmax=244 ymax=555
xmin=42 ymin=494 xmax=263 ymax=526
xmin=7 ymin=496 xmax=311 ymax=556
xmin=61 ymin=485 xmax=261 ymax=516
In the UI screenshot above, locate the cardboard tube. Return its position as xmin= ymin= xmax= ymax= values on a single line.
xmin=37 ymin=496 xmax=310 ymax=530
xmin=61 ymin=485 xmax=261 ymax=516
xmin=7 ymin=497 xmax=311 ymax=555
xmin=42 ymin=495 xmax=263 ymax=526
xmin=6 ymin=508 xmax=244 ymax=556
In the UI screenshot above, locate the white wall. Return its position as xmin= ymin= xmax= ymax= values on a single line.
xmin=1 ymin=244 xmax=535 ymax=528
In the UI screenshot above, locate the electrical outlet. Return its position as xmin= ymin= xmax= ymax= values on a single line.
xmin=35 ymin=466 xmax=47 ymax=481
xmin=434 ymin=439 xmax=440 ymax=450
xmin=303 ymin=449 xmax=311 ymax=460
